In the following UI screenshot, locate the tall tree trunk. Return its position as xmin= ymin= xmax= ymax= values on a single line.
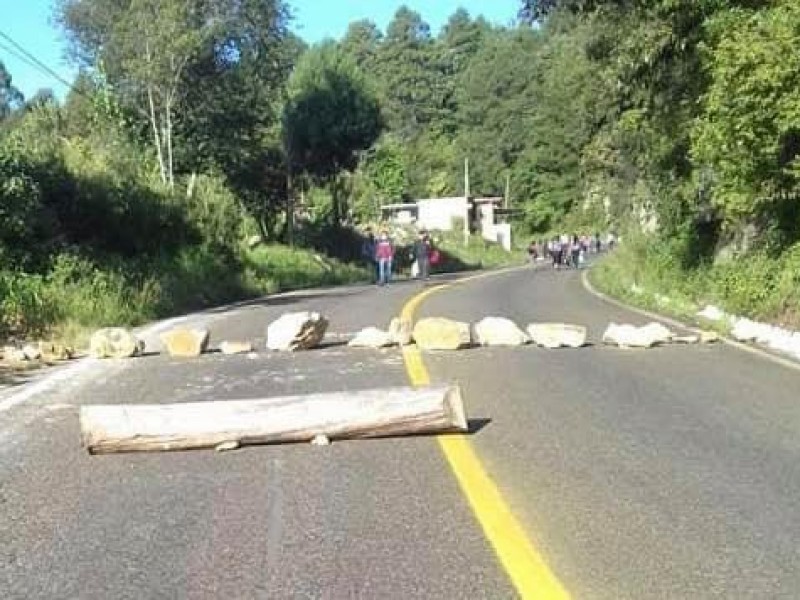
xmin=147 ymin=85 xmax=167 ymax=185
xmin=165 ymin=99 xmax=174 ymax=189
xmin=144 ymin=39 xmax=166 ymax=185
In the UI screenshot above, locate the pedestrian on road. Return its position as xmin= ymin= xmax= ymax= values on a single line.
xmin=571 ymin=235 xmax=581 ymax=269
xmin=375 ymin=231 xmax=394 ymax=286
xmin=528 ymin=239 xmax=538 ymax=264
xmin=361 ymin=228 xmax=377 ymax=282
xmin=413 ymin=230 xmax=431 ymax=280
xmin=551 ymin=238 xmax=562 ymax=269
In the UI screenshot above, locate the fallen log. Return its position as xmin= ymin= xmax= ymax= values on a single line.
xmin=80 ymin=384 xmax=468 ymax=454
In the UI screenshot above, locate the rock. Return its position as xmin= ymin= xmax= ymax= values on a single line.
xmin=37 ymin=342 xmax=75 ymax=361
xmin=388 ymin=317 xmax=413 ymax=346
xmin=219 ymin=340 xmax=254 ymax=355
xmin=89 ymin=328 xmax=144 ymax=359
xmin=640 ymin=322 xmax=675 ymax=344
xmin=527 ymin=323 xmax=587 ymax=349
xmin=700 ymin=331 xmax=720 ymax=344
xmin=672 ymin=335 xmax=700 ymax=344
xmin=697 ymin=305 xmax=725 ymax=321
xmin=160 ymin=328 xmax=210 ymax=357
xmin=22 ymin=343 xmax=42 ymax=360
xmin=266 ymin=312 xmax=329 ymax=351
xmin=311 ymin=434 xmax=330 ymax=446
xmin=473 ymin=317 xmax=530 ymax=347
xmin=214 ymin=440 xmax=240 ymax=452
xmin=731 ymin=318 xmax=759 ymax=342
xmin=247 ymin=234 xmax=263 ymax=249
xmin=412 ymin=317 xmax=472 ymax=351
xmin=602 ymin=322 xmax=674 ymax=348
xmin=348 ymin=327 xmax=395 ymax=349
xmin=2 ymin=346 xmax=28 ymax=362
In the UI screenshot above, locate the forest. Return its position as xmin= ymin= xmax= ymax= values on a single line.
xmin=1 ymin=0 xmax=799 ymax=344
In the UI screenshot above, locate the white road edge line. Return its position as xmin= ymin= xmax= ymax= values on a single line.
xmin=581 ymin=268 xmax=800 ymax=374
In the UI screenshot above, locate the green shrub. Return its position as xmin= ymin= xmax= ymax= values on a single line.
xmin=593 ymin=235 xmax=800 ymax=328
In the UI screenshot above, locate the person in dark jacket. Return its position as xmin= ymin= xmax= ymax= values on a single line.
xmin=413 ymin=230 xmax=431 ymax=280
xmin=361 ymin=228 xmax=377 ymax=281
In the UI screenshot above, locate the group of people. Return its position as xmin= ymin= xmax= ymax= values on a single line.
xmin=361 ymin=228 xmax=437 ymax=286
xmin=527 ymin=232 xmax=617 ymax=269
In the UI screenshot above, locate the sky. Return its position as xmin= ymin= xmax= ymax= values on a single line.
xmin=1 ymin=0 xmax=519 ymax=100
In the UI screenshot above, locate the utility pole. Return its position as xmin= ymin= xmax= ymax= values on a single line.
xmin=504 ymin=172 xmax=511 ymax=209
xmin=463 ymin=157 xmax=470 ymax=247
xmin=286 ymin=169 xmax=294 ymax=247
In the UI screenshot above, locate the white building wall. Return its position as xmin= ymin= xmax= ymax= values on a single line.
xmin=416 ymin=197 xmax=469 ymax=231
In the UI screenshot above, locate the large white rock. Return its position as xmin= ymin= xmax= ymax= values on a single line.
xmin=22 ymin=343 xmax=42 ymax=360
xmin=219 ymin=340 xmax=254 ymax=355
xmin=388 ymin=317 xmax=413 ymax=346
xmin=731 ymin=318 xmax=760 ymax=342
xmin=413 ymin=318 xmax=472 ymax=351
xmin=527 ymin=323 xmax=587 ymax=349
xmin=697 ymin=305 xmax=725 ymax=321
xmin=160 ymin=328 xmax=210 ymax=358
xmin=2 ymin=346 xmax=27 ymax=362
xmin=639 ymin=322 xmax=674 ymax=344
xmin=602 ymin=322 xmax=675 ymax=348
xmin=266 ymin=312 xmax=329 ymax=351
xmin=473 ymin=317 xmax=530 ymax=347
xmin=348 ymin=327 xmax=395 ymax=349
xmin=89 ymin=328 xmax=144 ymax=359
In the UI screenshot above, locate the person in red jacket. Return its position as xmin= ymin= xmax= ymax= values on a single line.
xmin=375 ymin=230 xmax=394 ymax=286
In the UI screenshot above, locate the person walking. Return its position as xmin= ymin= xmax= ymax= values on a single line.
xmin=361 ymin=228 xmax=377 ymax=282
xmin=571 ymin=235 xmax=581 ymax=269
xmin=413 ymin=230 xmax=431 ymax=280
xmin=375 ymin=231 xmax=394 ymax=286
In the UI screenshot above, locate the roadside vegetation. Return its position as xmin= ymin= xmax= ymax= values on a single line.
xmin=2 ymin=0 xmax=798 ymax=344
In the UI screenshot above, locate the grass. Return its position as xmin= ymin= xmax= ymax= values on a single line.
xmin=0 ymin=228 xmax=520 ymax=351
xmin=589 ymin=233 xmax=800 ymax=331
xmin=0 ymin=244 xmax=370 ymax=349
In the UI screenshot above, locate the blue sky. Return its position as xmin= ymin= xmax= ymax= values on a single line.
xmin=1 ymin=0 xmax=519 ymax=100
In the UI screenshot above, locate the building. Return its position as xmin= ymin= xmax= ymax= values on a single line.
xmin=380 ymin=196 xmax=514 ymax=250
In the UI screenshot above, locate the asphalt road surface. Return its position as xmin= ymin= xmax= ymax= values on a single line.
xmin=3 ymin=266 xmax=800 ymax=599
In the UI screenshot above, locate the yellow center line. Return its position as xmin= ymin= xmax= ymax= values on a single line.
xmin=400 ymin=270 xmax=571 ymax=600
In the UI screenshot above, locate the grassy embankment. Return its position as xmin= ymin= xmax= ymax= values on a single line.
xmin=590 ymin=233 xmax=800 ymax=331
xmin=0 ymin=232 xmax=520 ymax=350
xmin=0 ymin=245 xmax=368 ymax=350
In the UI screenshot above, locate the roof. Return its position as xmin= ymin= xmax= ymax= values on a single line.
xmin=380 ymin=203 xmax=418 ymax=210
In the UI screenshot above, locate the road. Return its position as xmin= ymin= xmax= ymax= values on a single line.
xmin=3 ymin=266 xmax=800 ymax=599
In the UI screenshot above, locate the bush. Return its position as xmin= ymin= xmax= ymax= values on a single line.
xmin=593 ymin=235 xmax=800 ymax=328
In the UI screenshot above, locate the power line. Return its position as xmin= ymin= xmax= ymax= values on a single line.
xmin=0 ymin=29 xmax=152 ymax=122
xmin=0 ymin=29 xmax=75 ymax=92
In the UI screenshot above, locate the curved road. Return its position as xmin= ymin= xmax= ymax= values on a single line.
xmin=2 ymin=266 xmax=800 ymax=598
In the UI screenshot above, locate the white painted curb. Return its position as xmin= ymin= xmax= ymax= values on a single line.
xmin=581 ymin=269 xmax=800 ymax=374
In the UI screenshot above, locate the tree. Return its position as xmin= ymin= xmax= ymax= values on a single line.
xmin=340 ymin=19 xmax=382 ymax=71
xmin=284 ymin=43 xmax=382 ymax=224
xmin=175 ymin=0 xmax=296 ymax=239
xmin=375 ymin=7 xmax=440 ymax=137
xmin=0 ymin=60 xmax=23 ymax=120
xmin=692 ymin=2 xmax=800 ymax=233
xmin=59 ymin=0 xmax=228 ymax=187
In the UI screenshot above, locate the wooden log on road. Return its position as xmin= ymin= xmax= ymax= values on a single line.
xmin=80 ymin=384 xmax=468 ymax=454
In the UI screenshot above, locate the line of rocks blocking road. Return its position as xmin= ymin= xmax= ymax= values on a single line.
xmin=82 ymin=310 xmax=722 ymax=361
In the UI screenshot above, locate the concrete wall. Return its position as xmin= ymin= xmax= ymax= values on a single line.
xmin=416 ymin=197 xmax=469 ymax=231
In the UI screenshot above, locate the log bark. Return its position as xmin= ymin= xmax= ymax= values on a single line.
xmin=80 ymin=385 xmax=467 ymax=454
